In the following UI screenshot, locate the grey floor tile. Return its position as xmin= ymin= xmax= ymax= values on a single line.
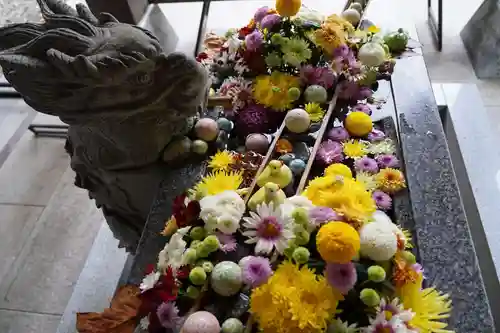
xmin=0 ymin=205 xmax=43 ymax=286
xmin=0 ymin=309 xmax=60 ymax=333
xmin=0 ymin=168 xmax=104 ymax=314
xmin=484 ymin=106 xmax=500 ymax=140
xmin=0 ymin=133 xmax=68 ymax=206
xmin=477 ymin=80 xmax=500 ymax=106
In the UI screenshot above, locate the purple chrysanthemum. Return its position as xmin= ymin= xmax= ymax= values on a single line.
xmin=372 ymin=190 xmax=392 ymax=211
xmin=245 ymin=30 xmax=263 ymax=52
xmin=261 ymin=14 xmax=281 ymax=30
xmin=254 ymin=6 xmax=270 ymax=23
xmin=239 ymin=256 xmax=273 ymax=287
xmin=216 ymin=232 xmax=238 ymax=252
xmin=156 ymin=302 xmax=181 ymax=329
xmin=327 ymin=126 xmax=350 ymax=142
xmin=367 ymin=129 xmax=386 ymax=142
xmin=376 ymin=154 xmax=400 ymax=169
xmin=325 ymin=262 xmax=357 ymax=294
xmin=300 ymin=65 xmax=336 ymax=89
xmin=316 ymin=140 xmax=344 ymax=165
xmin=355 ymin=156 xmax=379 ymax=173
xmin=309 ymin=206 xmax=343 ymax=226
xmin=333 ymin=44 xmax=350 ymax=58
xmin=352 ymin=103 xmax=372 ymax=115
xmin=338 ymin=81 xmax=373 ymax=102
xmin=234 ymin=104 xmax=284 ymax=138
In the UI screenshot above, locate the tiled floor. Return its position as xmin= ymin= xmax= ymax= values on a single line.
xmin=1 ymin=0 xmax=500 ymax=332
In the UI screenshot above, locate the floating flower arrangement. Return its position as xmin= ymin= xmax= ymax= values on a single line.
xmin=75 ymin=1 xmax=454 ymax=333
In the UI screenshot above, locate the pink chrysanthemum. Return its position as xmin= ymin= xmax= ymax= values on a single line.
xmin=325 ymin=262 xmax=357 ymax=294
xmin=216 ymin=232 xmax=238 ymax=252
xmin=327 ymin=126 xmax=350 ymax=142
xmin=372 ymin=190 xmax=392 ymax=211
xmin=309 ymin=206 xmax=343 ymax=226
xmin=239 ymin=255 xmax=273 ymax=287
xmin=376 ymin=154 xmax=400 ymax=169
xmin=156 ymin=301 xmax=181 ymax=329
xmin=300 ymin=65 xmax=336 ymax=89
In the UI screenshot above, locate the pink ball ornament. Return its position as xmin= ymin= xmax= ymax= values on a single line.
xmin=245 ymin=133 xmax=269 ymax=153
xmin=181 ymin=311 xmax=220 ymax=333
xmin=195 ymin=118 xmax=219 ymax=141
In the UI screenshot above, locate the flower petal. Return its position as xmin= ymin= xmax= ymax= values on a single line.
xmin=255 ymin=239 xmax=274 ymax=255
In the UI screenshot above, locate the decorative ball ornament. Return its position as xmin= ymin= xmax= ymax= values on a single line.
xmin=245 ymin=133 xmax=269 ymax=153
xmin=192 ymin=140 xmax=208 ymax=154
xmin=344 ymin=112 xmax=373 ymax=137
xmin=217 ymin=117 xmax=234 ymax=132
xmin=341 ymin=8 xmax=361 ymax=25
xmin=358 ymin=42 xmax=386 ymax=67
xmin=289 ymin=158 xmax=306 ymax=175
xmin=304 ymin=85 xmax=328 ymax=103
xmin=211 ymin=261 xmax=243 ymax=296
xmin=221 ymin=318 xmax=244 ymax=333
xmin=181 ymin=311 xmax=221 ymax=333
xmin=285 ymin=108 xmax=310 ymax=133
xmin=195 ymin=118 xmax=219 ymax=141
xmin=288 ymin=87 xmax=301 ymax=101
xmin=349 ymin=2 xmax=363 ymax=12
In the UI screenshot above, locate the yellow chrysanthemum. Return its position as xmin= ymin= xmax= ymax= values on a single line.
xmin=376 ymin=168 xmax=406 ymax=193
xmin=313 ymin=24 xmax=346 ymax=53
xmin=343 ymin=140 xmax=368 ymax=159
xmin=325 ymin=14 xmax=355 ymax=32
xmin=208 ymin=150 xmax=234 ymax=171
xmin=402 ymin=228 xmax=414 ymax=249
xmin=253 ymin=72 xmax=300 ymax=111
xmin=397 ymin=273 xmax=454 ymax=333
xmin=356 ymin=171 xmax=377 ymax=192
xmin=324 ymin=163 xmax=353 ymax=178
xmin=192 ymin=170 xmax=243 ymax=197
xmin=161 ymin=216 xmax=178 ymax=236
xmin=250 ymin=261 xmax=343 ymax=333
xmin=316 ymin=222 xmax=360 ymax=263
xmin=304 ymin=102 xmax=325 ymax=122
xmin=304 ymin=176 xmax=376 ymax=223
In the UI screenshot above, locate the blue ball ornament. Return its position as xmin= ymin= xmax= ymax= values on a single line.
xmin=217 ymin=117 xmax=234 ymax=132
xmin=289 ymin=159 xmax=306 ymax=175
xmin=278 ymin=153 xmax=295 ymax=166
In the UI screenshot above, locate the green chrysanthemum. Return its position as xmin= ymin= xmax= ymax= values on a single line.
xmin=281 ymin=37 xmax=312 ymax=67
xmin=265 ymin=52 xmax=282 ymax=68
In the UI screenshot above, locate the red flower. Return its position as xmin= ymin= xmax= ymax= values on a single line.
xmin=145 ymin=264 xmax=155 ymax=275
xmin=139 ymin=267 xmax=179 ymax=316
xmin=172 ymin=194 xmax=200 ymax=227
xmin=176 ymin=266 xmax=190 ymax=280
xmin=196 ymin=52 xmax=209 ymax=62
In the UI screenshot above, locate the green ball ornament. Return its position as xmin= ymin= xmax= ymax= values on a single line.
xmin=186 ymin=285 xmax=200 ymax=299
xmin=183 ymin=248 xmax=198 ymax=264
xmin=360 ymin=288 xmax=381 ymax=307
xmin=190 ymin=227 xmax=206 ymax=240
xmin=401 ymin=251 xmax=417 ymax=264
xmin=368 ymin=265 xmax=386 ymax=282
xmin=189 ymin=267 xmax=207 ymax=285
xmin=221 ymin=318 xmax=244 ymax=333
xmin=288 ymin=87 xmax=301 ymax=101
xmin=192 ymin=140 xmax=208 ymax=154
xmin=292 ymin=247 xmax=310 ymax=264
xmin=304 ymin=85 xmax=328 ymax=103
xmin=202 ymin=235 xmax=220 ymax=252
xmin=211 ymin=261 xmax=243 ymax=296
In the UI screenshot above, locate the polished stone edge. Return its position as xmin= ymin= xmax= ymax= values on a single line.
xmin=0 ymin=106 xmax=36 ymax=168
xmin=439 ymin=83 xmax=500 ymax=329
xmin=56 ymin=223 xmax=129 ymax=333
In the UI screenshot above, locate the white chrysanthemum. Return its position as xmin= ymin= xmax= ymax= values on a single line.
xmin=359 ymin=221 xmax=398 ymax=261
xmin=364 ymin=298 xmax=417 ymax=333
xmin=199 ymin=190 xmax=245 ymax=234
xmin=356 ymin=171 xmax=377 ymax=191
xmin=367 ymin=138 xmax=396 ymax=155
xmin=139 ymin=316 xmax=150 ymax=330
xmin=242 ymin=202 xmax=294 ymax=255
xmin=281 ymin=195 xmax=314 ymax=216
xmin=372 ymin=210 xmax=406 ymax=243
xmin=140 ymin=271 xmax=160 ymax=292
xmin=157 ymin=227 xmax=190 ymax=272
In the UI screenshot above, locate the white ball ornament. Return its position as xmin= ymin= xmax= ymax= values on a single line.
xmin=195 ymin=118 xmax=219 ymax=141
xmin=341 ymin=8 xmax=361 ymax=25
xmin=349 ymin=2 xmax=363 ymax=13
xmin=359 ymin=221 xmax=398 ymax=261
xmin=211 ymin=261 xmax=243 ymax=296
xmin=358 ymin=42 xmax=386 ymax=67
xmin=181 ymin=311 xmax=220 ymax=333
xmin=285 ymin=108 xmax=310 ymax=133
xmin=304 ymin=85 xmax=328 ymax=103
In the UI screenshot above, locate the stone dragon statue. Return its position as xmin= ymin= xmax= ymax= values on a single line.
xmin=0 ymin=0 xmax=209 ymax=251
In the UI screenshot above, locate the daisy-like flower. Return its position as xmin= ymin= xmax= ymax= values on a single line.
xmin=157 ymin=227 xmax=190 ymax=272
xmin=281 ymin=37 xmax=312 ymax=67
xmin=343 ymin=139 xmax=368 ymax=159
xmin=157 ymin=302 xmax=181 ymax=329
xmin=242 ymin=202 xmax=294 ymax=255
xmin=372 ymin=190 xmax=393 ymax=210
xmin=376 ymin=154 xmax=400 ymax=169
xmin=239 ymin=255 xmax=273 ymax=287
xmin=368 ymin=138 xmax=396 ymax=155
xmin=304 ymin=102 xmax=326 ymax=122
xmin=327 ymin=319 xmax=358 ymax=333
xmin=356 ymin=171 xmax=377 ymax=191
xmin=365 ymin=298 xmax=417 ymax=333
xmin=325 ymin=262 xmax=357 ymax=294
xmin=140 ymin=271 xmax=160 ymax=292
xmin=208 ymin=150 xmax=235 ymax=171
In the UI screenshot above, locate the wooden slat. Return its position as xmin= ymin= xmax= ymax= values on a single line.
xmin=295 ymin=90 xmax=339 ymax=194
